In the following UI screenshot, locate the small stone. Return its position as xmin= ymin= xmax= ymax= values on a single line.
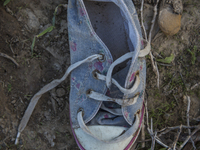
xmin=17 ymin=16 xmax=23 ymax=22
xmin=24 ymin=9 xmax=40 ymax=30
xmin=56 ymin=88 xmax=65 ymax=97
xmin=11 ymin=100 xmax=16 ymax=104
xmin=158 ymin=7 xmax=181 ymax=35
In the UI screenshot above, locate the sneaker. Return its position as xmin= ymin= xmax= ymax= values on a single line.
xmin=15 ymin=0 xmax=149 ymax=149
xmin=68 ymin=0 xmax=148 ymax=149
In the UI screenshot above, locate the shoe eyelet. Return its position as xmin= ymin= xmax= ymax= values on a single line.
xmin=136 ymin=109 xmax=140 ymax=115
xmin=78 ymin=108 xmax=84 ymax=116
xmin=92 ymin=70 xmax=100 ymax=79
xmin=134 ymin=92 xmax=140 ymax=98
xmin=136 ymin=70 xmax=140 ymax=76
xmin=98 ymin=53 xmax=105 ymax=62
xmin=86 ymin=89 xmax=92 ymax=95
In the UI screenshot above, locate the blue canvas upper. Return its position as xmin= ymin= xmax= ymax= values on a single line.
xmin=68 ymin=0 xmax=146 ymax=128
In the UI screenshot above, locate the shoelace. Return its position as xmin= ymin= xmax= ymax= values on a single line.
xmin=15 ymin=44 xmax=150 ymax=144
xmin=77 ymin=49 xmax=149 ymax=143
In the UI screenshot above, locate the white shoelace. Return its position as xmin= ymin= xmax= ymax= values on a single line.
xmin=15 ymin=45 xmax=150 ymax=144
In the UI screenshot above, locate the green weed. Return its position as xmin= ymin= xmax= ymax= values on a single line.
xmin=3 ymin=0 xmax=11 ymax=6
xmin=24 ymin=94 xmax=32 ymax=100
xmin=7 ymin=83 xmax=12 ymax=92
xmin=31 ymin=52 xmax=41 ymax=58
xmin=156 ymin=54 xmax=174 ymax=64
xmin=149 ymin=101 xmax=176 ymax=128
xmin=187 ymin=45 xmax=197 ymax=65
xmin=31 ymin=4 xmax=67 ymax=55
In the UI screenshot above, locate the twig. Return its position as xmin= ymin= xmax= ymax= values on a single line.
xmin=140 ymin=0 xmax=160 ymax=88
xmin=157 ymin=125 xmax=199 ymax=137
xmin=0 ymin=52 xmax=19 ymax=67
xmin=191 ymin=82 xmax=200 ymax=90
xmin=151 ymin=118 xmax=153 ymax=133
xmin=186 ymin=96 xmax=191 ymax=129
xmin=155 ymin=136 xmax=169 ymax=148
xmin=145 ymin=101 xmax=169 ymax=148
xmin=193 ymin=116 xmax=200 ymax=122
xmin=186 ymin=95 xmax=196 ymax=149
xmin=172 ymin=124 xmax=183 ymax=150
xmin=148 ymin=0 xmax=159 ymax=43
xmin=151 ymin=131 xmax=157 ymax=150
xmin=9 ymin=44 xmax=15 ymax=54
xmin=179 ymin=125 xmax=200 ymax=150
xmin=140 ymin=0 xmax=147 ymax=41
xmin=148 ymin=0 xmax=160 ymax=88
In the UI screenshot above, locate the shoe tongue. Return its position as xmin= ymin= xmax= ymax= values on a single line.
xmin=87 ymin=63 xmax=132 ymax=127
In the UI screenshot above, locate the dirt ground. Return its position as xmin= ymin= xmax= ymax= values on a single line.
xmin=0 ymin=0 xmax=200 ymax=149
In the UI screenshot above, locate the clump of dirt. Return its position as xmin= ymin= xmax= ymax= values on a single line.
xmin=0 ymin=0 xmax=200 ymax=149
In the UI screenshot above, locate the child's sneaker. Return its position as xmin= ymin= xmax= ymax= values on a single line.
xmin=68 ymin=0 xmax=148 ymax=149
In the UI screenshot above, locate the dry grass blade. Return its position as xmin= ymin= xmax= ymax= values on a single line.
xmin=186 ymin=95 xmax=196 ymax=149
xmin=3 ymin=0 xmax=11 ymax=6
xmin=0 ymin=52 xmax=19 ymax=68
xmin=157 ymin=125 xmax=198 ymax=138
xmin=191 ymin=82 xmax=200 ymax=90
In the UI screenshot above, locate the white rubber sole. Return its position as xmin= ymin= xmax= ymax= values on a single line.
xmin=75 ymin=126 xmax=134 ymax=150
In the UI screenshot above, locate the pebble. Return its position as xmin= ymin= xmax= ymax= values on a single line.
xmin=25 ymin=9 xmax=40 ymax=30
xmin=11 ymin=100 xmax=16 ymax=104
xmin=158 ymin=7 xmax=181 ymax=35
xmin=56 ymin=88 xmax=65 ymax=97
